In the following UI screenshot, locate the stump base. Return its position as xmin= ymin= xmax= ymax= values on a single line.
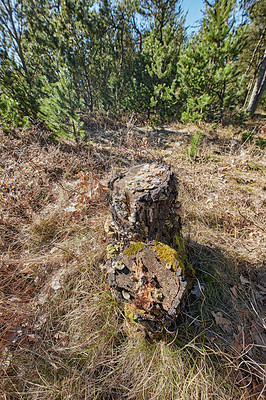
xmin=108 ymin=241 xmax=193 ymax=334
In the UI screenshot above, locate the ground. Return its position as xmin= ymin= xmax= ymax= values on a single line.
xmin=0 ymin=116 xmax=265 ymax=399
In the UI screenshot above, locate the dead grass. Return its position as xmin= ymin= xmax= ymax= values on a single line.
xmin=0 ymin=119 xmax=265 ymax=399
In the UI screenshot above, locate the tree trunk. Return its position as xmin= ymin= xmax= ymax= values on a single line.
xmin=246 ymin=50 xmax=266 ymax=117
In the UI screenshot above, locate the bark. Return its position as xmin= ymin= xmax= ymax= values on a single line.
xmin=244 ymin=28 xmax=266 ymax=77
xmin=107 ymin=163 xmax=182 ymax=246
xmin=106 ymin=163 xmax=193 ymax=336
xmin=108 ymin=242 xmax=191 ymax=334
xmin=246 ymin=49 xmax=266 ymax=117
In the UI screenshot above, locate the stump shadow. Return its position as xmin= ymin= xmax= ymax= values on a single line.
xmin=176 ymin=240 xmax=238 ymax=341
xmin=167 ymin=240 xmax=265 ymax=397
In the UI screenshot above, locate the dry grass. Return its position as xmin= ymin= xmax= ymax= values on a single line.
xmin=0 ymin=119 xmax=265 ymax=399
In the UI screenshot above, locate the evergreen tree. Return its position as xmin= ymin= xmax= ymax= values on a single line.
xmin=126 ymin=52 xmax=153 ymax=115
xmin=136 ymin=0 xmax=184 ymax=119
xmin=55 ymin=0 xmax=100 ymax=112
xmin=0 ymin=0 xmax=37 ymax=125
xmin=24 ymin=0 xmax=60 ymax=82
xmin=143 ymin=21 xmax=184 ymax=119
xmin=38 ymin=69 xmax=85 ymax=141
xmin=0 ymin=0 xmax=29 ymax=83
xmin=2 ymin=0 xmax=259 ymax=133
xmin=178 ymin=0 xmax=247 ymax=122
xmin=140 ymin=0 xmax=182 ymax=43
xmin=96 ymin=0 xmax=138 ymax=111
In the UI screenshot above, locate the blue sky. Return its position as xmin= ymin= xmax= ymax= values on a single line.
xmin=182 ymin=0 xmax=204 ymax=32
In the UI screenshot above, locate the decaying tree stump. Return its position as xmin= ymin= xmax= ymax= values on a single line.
xmin=107 ymin=163 xmax=182 ymax=246
xmin=106 ymin=163 xmax=193 ymax=335
xmin=108 ymin=242 xmax=193 ymax=333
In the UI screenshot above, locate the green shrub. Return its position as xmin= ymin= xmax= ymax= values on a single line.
xmin=181 ymin=95 xmax=211 ymax=123
xmin=38 ymin=70 xmax=85 ymax=141
xmin=0 ymin=93 xmax=31 ymax=132
xmin=185 ymin=130 xmax=204 ymax=161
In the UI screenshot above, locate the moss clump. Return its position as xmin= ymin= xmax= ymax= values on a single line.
xmin=124 ymin=304 xmax=138 ymax=324
xmin=124 ymin=242 xmax=144 ymax=257
xmin=173 ymin=234 xmax=195 ymax=276
xmin=153 ymin=242 xmax=184 ymax=272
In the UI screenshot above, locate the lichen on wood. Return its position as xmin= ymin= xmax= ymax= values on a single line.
xmin=105 ymin=163 xmax=193 ymax=335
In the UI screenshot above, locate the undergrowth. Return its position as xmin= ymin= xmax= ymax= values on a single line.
xmin=0 ymin=119 xmax=265 ymax=399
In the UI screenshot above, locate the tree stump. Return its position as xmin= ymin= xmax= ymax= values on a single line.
xmin=108 ymin=242 xmax=193 ymax=334
xmin=106 ymin=163 xmax=193 ymax=335
xmin=107 ymin=163 xmax=182 ymax=247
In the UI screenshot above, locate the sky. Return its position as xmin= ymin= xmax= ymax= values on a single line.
xmin=182 ymin=0 xmax=205 ymax=33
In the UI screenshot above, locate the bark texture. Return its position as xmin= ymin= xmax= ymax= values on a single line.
xmin=108 ymin=242 xmax=192 ymax=333
xmin=108 ymin=163 xmax=182 ymax=246
xmin=246 ymin=49 xmax=266 ymax=117
xmin=106 ymin=163 xmax=193 ymax=335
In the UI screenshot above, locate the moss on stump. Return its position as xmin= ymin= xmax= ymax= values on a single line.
xmin=106 ymin=163 xmax=193 ymax=335
xmin=108 ymin=241 xmax=193 ymax=334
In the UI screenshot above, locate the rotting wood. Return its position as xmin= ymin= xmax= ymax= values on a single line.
xmin=108 ymin=241 xmax=193 ymax=334
xmin=107 ymin=163 xmax=182 ymax=246
xmin=105 ymin=163 xmax=193 ymax=335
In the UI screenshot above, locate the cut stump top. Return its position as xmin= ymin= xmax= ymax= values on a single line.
xmin=108 ymin=163 xmax=181 ymax=245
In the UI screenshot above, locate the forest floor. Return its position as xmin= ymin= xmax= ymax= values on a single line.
xmin=0 ymin=116 xmax=265 ymax=400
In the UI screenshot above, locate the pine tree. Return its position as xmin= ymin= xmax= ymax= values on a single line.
xmin=96 ymin=0 xmax=138 ymax=111
xmin=38 ymin=69 xmax=85 ymax=141
xmin=178 ymin=0 xmax=247 ymax=122
xmin=54 ymin=0 xmax=97 ymax=111
xmin=127 ymin=52 xmax=153 ymax=116
xmin=140 ymin=0 xmax=182 ymax=43
xmin=143 ymin=22 xmax=184 ymax=119
xmin=0 ymin=0 xmax=37 ymax=126
xmin=137 ymin=0 xmax=184 ymax=119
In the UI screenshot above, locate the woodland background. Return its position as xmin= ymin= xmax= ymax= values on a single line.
xmin=0 ymin=0 xmax=265 ymax=139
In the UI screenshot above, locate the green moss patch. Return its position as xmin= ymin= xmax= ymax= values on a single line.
xmin=124 ymin=242 xmax=144 ymax=257
xmin=153 ymin=242 xmax=184 ymax=272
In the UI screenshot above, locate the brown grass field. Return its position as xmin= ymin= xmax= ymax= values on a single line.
xmin=0 ymin=116 xmax=265 ymax=399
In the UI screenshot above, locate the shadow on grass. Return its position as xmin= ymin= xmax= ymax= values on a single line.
xmin=172 ymin=240 xmax=265 ymax=400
